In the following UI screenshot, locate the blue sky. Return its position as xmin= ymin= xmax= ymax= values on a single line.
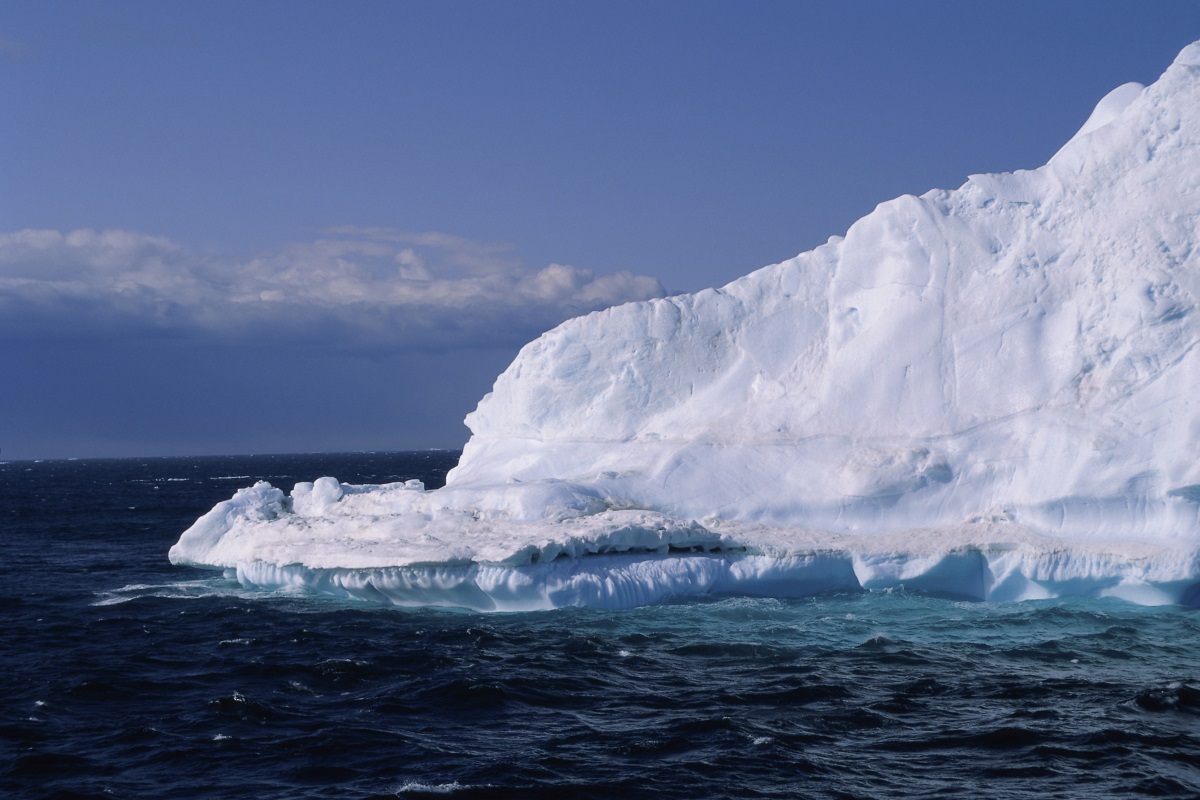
xmin=3 ymin=1 xmax=1199 ymax=459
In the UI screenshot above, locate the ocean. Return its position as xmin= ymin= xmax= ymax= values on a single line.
xmin=2 ymin=452 xmax=1198 ymax=799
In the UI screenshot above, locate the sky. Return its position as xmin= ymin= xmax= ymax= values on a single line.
xmin=3 ymin=1 xmax=1199 ymax=460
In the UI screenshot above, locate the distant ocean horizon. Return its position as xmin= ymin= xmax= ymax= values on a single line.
xmin=3 ymin=452 xmax=1198 ymax=799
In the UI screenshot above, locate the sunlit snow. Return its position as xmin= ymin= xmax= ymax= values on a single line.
xmin=171 ymin=42 xmax=1200 ymax=611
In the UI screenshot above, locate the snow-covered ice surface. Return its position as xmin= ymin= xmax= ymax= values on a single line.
xmin=172 ymin=43 xmax=1200 ymax=611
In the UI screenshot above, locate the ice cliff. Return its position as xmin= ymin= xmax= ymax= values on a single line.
xmin=171 ymin=43 xmax=1200 ymax=610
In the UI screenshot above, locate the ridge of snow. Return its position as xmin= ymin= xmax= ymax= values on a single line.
xmin=1055 ymin=81 xmax=1145 ymax=156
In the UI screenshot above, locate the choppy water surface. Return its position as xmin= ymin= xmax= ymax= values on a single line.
xmin=2 ymin=454 xmax=1198 ymax=799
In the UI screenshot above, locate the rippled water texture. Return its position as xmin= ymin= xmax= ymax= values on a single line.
xmin=3 ymin=454 xmax=1198 ymax=799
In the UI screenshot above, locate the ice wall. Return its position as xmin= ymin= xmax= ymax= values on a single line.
xmin=451 ymin=42 xmax=1200 ymax=544
xmin=171 ymin=43 xmax=1200 ymax=609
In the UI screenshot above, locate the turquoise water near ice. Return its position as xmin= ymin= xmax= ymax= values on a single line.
xmin=3 ymin=454 xmax=1198 ymax=799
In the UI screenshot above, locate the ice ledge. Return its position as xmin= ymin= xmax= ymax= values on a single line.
xmin=169 ymin=477 xmax=1200 ymax=610
xmin=226 ymin=540 xmax=1200 ymax=612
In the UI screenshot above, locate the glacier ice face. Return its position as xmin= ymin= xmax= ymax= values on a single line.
xmin=170 ymin=43 xmax=1200 ymax=610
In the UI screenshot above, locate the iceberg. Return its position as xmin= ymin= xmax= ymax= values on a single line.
xmin=171 ymin=43 xmax=1200 ymax=611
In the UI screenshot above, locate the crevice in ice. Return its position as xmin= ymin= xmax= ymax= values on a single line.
xmin=1167 ymin=485 xmax=1200 ymax=503
xmin=527 ymin=542 xmax=749 ymax=564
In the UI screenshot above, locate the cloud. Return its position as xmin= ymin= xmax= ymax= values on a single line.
xmin=0 ymin=227 xmax=666 ymax=349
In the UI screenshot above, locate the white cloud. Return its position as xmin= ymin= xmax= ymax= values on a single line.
xmin=0 ymin=227 xmax=665 ymax=348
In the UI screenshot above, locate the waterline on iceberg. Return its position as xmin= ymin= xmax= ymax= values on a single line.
xmin=174 ymin=482 xmax=1199 ymax=611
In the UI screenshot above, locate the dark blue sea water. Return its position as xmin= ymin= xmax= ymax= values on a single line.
xmin=3 ymin=453 xmax=1199 ymax=800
